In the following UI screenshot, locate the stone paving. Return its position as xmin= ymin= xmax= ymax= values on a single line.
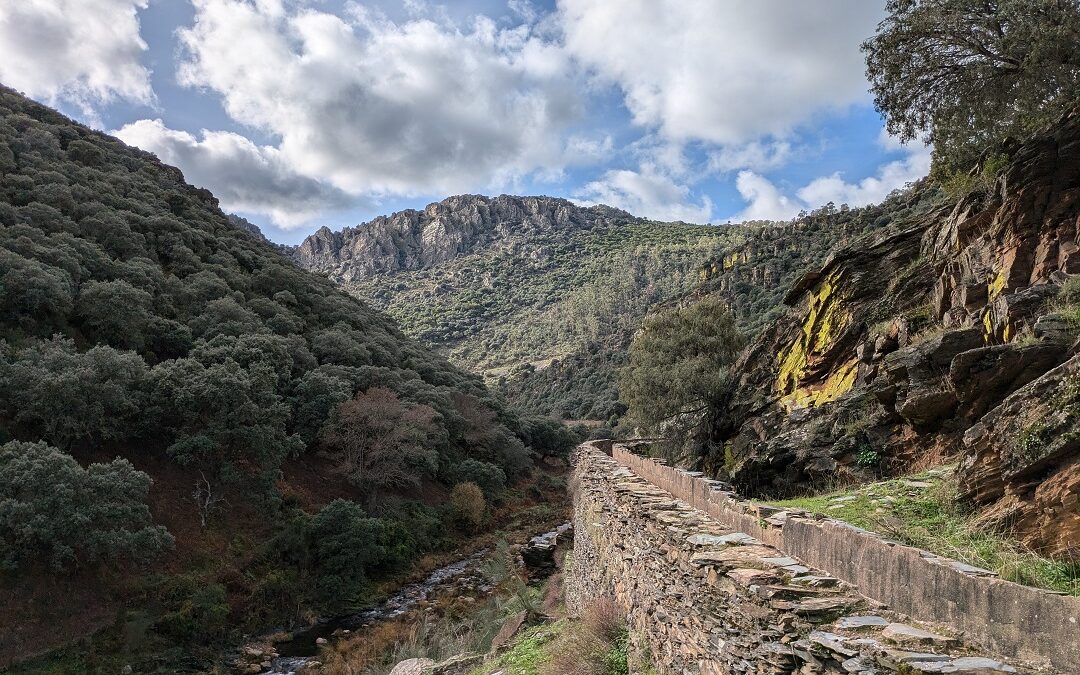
xmin=565 ymin=444 xmax=1038 ymax=675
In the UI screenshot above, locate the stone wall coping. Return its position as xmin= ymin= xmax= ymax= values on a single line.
xmin=591 ymin=440 xmax=1079 ymax=671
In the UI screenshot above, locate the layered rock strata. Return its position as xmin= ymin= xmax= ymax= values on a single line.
xmin=713 ymin=107 xmax=1080 ymax=556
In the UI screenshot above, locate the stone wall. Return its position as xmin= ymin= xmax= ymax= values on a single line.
xmin=601 ymin=442 xmax=1078 ymax=672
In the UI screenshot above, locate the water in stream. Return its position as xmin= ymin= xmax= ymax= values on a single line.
xmin=257 ymin=522 xmax=572 ymax=674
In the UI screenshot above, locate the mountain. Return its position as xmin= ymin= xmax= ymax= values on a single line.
xmin=295 ymin=194 xmax=636 ymax=282
xmin=704 ymin=106 xmax=1080 ymax=557
xmin=0 ymin=86 xmax=573 ymax=670
xmin=295 ymin=195 xmax=747 ymax=420
xmin=296 ymin=192 xmax=932 ymax=423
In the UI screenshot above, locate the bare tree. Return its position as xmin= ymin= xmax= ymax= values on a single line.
xmin=192 ymin=472 xmax=224 ymax=527
xmin=322 ymin=387 xmax=439 ymax=497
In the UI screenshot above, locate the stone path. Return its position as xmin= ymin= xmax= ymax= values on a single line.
xmin=567 ymin=447 xmax=1036 ymax=674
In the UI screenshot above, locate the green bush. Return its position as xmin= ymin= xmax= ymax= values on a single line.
xmin=620 ymin=296 xmax=746 ymax=441
xmin=451 ymin=459 xmax=507 ymax=500
xmin=155 ymin=576 xmax=230 ymax=643
xmin=0 ymin=441 xmax=173 ymax=572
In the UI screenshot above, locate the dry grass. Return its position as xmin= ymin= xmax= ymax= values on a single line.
xmin=542 ymin=597 xmax=629 ymax=675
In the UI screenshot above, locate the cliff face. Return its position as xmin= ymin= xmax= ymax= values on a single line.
xmin=713 ymin=108 xmax=1080 ymax=557
xmin=294 ymin=194 xmax=635 ymax=283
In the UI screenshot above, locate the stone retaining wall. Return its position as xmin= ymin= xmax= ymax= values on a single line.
xmin=566 ymin=443 xmax=1035 ymax=674
xmin=606 ymin=442 xmax=1078 ymax=672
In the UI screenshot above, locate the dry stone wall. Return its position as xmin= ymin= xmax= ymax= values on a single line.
xmin=566 ymin=442 xmax=1058 ymax=674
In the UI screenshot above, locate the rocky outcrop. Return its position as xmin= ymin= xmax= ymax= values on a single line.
xmin=711 ymin=107 xmax=1080 ymax=555
xmin=961 ymin=352 xmax=1080 ymax=558
xmin=294 ymin=195 xmax=635 ymax=283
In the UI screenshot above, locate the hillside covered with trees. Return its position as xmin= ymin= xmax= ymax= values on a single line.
xmin=295 ymin=197 xmax=748 ymax=421
xmin=0 ymin=85 xmax=576 ymax=670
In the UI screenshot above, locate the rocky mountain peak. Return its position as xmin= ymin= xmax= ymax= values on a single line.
xmin=293 ymin=194 xmax=638 ymax=283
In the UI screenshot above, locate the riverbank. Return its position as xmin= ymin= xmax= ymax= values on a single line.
xmin=229 ymin=473 xmax=573 ymax=674
xmin=241 ymin=520 xmax=572 ymax=674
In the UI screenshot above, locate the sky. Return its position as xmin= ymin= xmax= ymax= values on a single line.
xmin=0 ymin=0 xmax=931 ymax=245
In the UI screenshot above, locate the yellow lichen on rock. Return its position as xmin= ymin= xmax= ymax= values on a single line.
xmin=780 ymin=359 xmax=858 ymax=408
xmin=776 ymin=270 xmax=852 ymax=407
xmin=987 ymin=269 xmax=1008 ymax=301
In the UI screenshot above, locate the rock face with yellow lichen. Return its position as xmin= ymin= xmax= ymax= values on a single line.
xmin=709 ymin=107 xmax=1080 ymax=556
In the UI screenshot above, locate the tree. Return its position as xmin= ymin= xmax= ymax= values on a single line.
xmin=450 ymin=482 xmax=486 ymax=532
xmin=149 ymin=357 xmax=303 ymax=482
xmin=308 ymin=499 xmax=388 ymax=613
xmin=76 ymin=279 xmax=154 ymax=351
xmin=0 ymin=441 xmax=174 ymax=571
xmin=619 ymin=297 xmax=745 ymax=442
xmin=322 ymin=387 xmax=439 ymax=495
xmin=452 ymin=459 xmax=506 ymax=500
xmin=0 ymin=337 xmax=148 ymax=449
xmin=863 ymin=0 xmax=1080 ymax=173
xmin=191 ymin=472 xmax=224 ymax=527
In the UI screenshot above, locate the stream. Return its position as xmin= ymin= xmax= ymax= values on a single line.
xmin=253 ymin=522 xmax=572 ymax=674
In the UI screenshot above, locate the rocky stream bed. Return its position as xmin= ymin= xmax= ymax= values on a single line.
xmin=231 ymin=522 xmax=572 ymax=674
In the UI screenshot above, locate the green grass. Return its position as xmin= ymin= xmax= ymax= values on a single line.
xmin=772 ymin=468 xmax=1080 ymax=595
xmin=470 ymin=623 xmax=562 ymax=675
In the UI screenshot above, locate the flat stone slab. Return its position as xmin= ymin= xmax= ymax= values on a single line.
xmin=690 ymin=545 xmax=778 ymax=569
xmin=882 ymin=623 xmax=959 ymax=648
xmin=809 ymin=631 xmax=858 ymax=658
xmin=905 ymin=656 xmax=1017 ymax=674
xmin=880 ymin=649 xmax=952 ymax=665
xmin=835 ymin=615 xmax=889 ymax=630
xmin=791 ymin=575 xmax=839 ymax=588
xmin=947 ymin=561 xmax=998 ymax=577
xmin=726 ymin=568 xmax=779 ymax=587
xmin=761 ymin=555 xmax=800 ymax=568
xmin=687 ymin=532 xmax=760 ymax=547
xmin=773 ymin=597 xmax=859 ymax=619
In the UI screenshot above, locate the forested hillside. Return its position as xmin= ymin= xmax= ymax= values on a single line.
xmin=295 ymin=196 xmax=747 ymax=420
xmin=296 ymin=188 xmax=941 ymax=424
xmin=502 ymin=193 xmax=938 ymax=422
xmin=0 ymin=86 xmax=574 ymax=670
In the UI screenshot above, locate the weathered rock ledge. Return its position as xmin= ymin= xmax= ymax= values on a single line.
xmin=567 ymin=441 xmax=1071 ymax=673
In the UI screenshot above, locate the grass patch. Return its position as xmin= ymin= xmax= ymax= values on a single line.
xmin=469 ymin=596 xmax=639 ymax=675
xmin=772 ymin=468 xmax=1080 ymax=595
xmin=475 ymin=623 xmax=561 ymax=675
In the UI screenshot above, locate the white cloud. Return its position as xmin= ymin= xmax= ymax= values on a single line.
xmin=0 ymin=0 xmax=153 ymax=118
xmin=797 ymin=143 xmax=931 ymax=207
xmin=708 ymin=141 xmax=794 ymax=174
xmin=114 ymin=119 xmax=353 ymax=228
xmin=174 ymin=0 xmax=588 ymax=198
xmin=576 ymin=167 xmax=713 ymax=223
xmin=732 ymin=142 xmax=931 ymax=221
xmin=557 ymin=0 xmax=883 ymax=144
xmin=733 ymin=171 xmax=801 ymax=221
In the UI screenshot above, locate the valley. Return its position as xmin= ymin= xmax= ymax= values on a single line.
xmin=1 ymin=1 xmax=1079 ymax=673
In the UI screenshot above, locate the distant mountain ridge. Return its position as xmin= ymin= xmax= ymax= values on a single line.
xmin=293 ymin=195 xmax=739 ymax=420
xmin=294 ymin=194 xmax=637 ymax=283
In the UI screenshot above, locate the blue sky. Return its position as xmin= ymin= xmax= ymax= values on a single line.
xmin=0 ymin=0 xmax=929 ymax=245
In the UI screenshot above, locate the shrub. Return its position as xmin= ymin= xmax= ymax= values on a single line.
xmin=309 ymin=499 xmax=389 ymax=613
xmin=155 ymin=576 xmax=230 ymax=643
xmin=619 ymin=296 xmax=745 ymax=442
xmin=0 ymin=441 xmax=174 ymax=572
xmin=452 ymin=459 xmax=507 ymax=500
xmin=451 ymin=482 xmax=486 ymax=532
